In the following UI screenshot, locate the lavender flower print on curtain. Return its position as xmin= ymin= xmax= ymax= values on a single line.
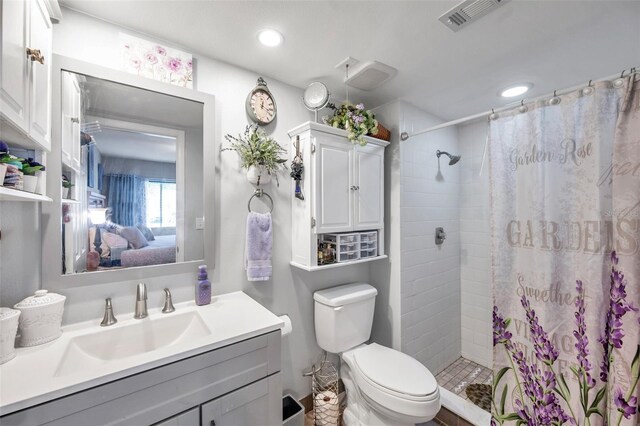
xmin=120 ymin=34 xmax=193 ymax=88
xmin=489 ymin=74 xmax=640 ymax=425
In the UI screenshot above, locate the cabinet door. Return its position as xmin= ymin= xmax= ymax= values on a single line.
xmin=61 ymin=72 xmax=82 ymax=170
xmin=200 ymin=375 xmax=281 ymax=426
xmin=353 ymin=144 xmax=384 ymax=230
xmin=0 ymin=0 xmax=30 ymax=132
xmin=154 ymin=407 xmax=199 ymax=426
xmin=27 ymin=0 xmax=52 ymax=150
xmin=314 ymin=134 xmax=353 ymax=233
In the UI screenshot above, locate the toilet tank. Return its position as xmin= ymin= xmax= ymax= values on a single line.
xmin=314 ymin=283 xmax=377 ymax=354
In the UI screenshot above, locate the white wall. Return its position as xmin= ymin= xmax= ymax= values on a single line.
xmin=458 ymin=119 xmax=492 ymax=368
xmin=0 ymin=8 xmax=374 ymax=400
xmin=370 ymin=101 xmax=402 ymax=350
xmin=399 ymin=102 xmax=461 ymax=375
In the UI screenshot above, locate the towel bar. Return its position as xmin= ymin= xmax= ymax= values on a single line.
xmin=248 ymin=189 xmax=274 ymax=213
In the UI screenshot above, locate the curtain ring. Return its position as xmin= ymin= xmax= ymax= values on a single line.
xmin=582 ymin=80 xmax=595 ymax=95
xmin=549 ymin=90 xmax=561 ymax=105
xmin=621 ymin=69 xmax=626 ymax=78
xmin=518 ymin=100 xmax=528 ymax=113
xmin=489 ymin=108 xmax=499 ymax=121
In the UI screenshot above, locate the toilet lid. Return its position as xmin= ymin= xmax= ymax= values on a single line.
xmin=353 ymin=344 xmax=438 ymax=397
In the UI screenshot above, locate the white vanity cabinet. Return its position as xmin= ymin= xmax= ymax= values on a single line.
xmin=289 ymin=122 xmax=389 ymax=270
xmin=0 ymin=0 xmax=52 ymax=151
xmin=0 ymin=331 xmax=282 ymax=426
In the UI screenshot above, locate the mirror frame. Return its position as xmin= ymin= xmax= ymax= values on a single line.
xmin=43 ymin=55 xmax=216 ymax=290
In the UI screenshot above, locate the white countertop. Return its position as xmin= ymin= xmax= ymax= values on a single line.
xmin=0 ymin=291 xmax=283 ymax=415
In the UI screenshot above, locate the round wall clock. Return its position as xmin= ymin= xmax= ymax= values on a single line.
xmin=246 ymin=77 xmax=277 ymax=126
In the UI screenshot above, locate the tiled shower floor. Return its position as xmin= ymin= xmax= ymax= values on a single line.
xmin=435 ymin=357 xmax=492 ymax=412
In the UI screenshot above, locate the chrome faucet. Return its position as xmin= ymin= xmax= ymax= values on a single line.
xmin=100 ymin=298 xmax=118 ymax=326
xmin=134 ymin=282 xmax=148 ymax=319
xmin=162 ymin=288 xmax=175 ymax=313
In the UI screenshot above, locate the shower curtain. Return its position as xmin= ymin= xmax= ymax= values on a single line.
xmin=490 ymin=75 xmax=640 ymax=425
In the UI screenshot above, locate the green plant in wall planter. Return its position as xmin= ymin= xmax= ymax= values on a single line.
xmin=223 ymin=125 xmax=287 ymax=186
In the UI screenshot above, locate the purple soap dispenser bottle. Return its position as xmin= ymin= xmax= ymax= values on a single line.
xmin=196 ymin=265 xmax=211 ymax=306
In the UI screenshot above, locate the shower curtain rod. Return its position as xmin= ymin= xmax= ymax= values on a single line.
xmin=400 ymin=66 xmax=638 ymax=141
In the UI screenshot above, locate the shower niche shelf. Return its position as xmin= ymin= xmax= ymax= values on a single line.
xmin=287 ymin=122 xmax=389 ymax=271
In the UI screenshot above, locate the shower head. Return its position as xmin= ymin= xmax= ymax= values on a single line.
xmin=436 ymin=150 xmax=461 ymax=165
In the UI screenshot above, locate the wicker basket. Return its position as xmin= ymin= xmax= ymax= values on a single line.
xmin=371 ymin=123 xmax=391 ymax=141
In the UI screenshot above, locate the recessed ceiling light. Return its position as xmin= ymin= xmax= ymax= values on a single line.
xmin=258 ymin=29 xmax=283 ymax=47
xmin=500 ymin=83 xmax=533 ymax=98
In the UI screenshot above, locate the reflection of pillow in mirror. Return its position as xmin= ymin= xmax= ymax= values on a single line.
xmin=120 ymin=227 xmax=149 ymax=249
xmin=103 ymin=220 xmax=124 ymax=235
xmin=137 ymin=225 xmax=155 ymax=241
xmin=102 ymin=232 xmax=128 ymax=249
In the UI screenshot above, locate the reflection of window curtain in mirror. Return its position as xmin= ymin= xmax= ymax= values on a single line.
xmin=105 ymin=174 xmax=146 ymax=226
xmin=87 ymin=144 xmax=95 ymax=188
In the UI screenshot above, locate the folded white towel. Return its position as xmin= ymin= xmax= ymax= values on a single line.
xmin=245 ymin=212 xmax=273 ymax=281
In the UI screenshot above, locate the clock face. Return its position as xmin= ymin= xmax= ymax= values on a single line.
xmin=249 ymin=89 xmax=276 ymax=125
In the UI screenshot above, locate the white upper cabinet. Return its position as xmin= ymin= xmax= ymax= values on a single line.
xmin=0 ymin=0 xmax=30 ymax=133
xmin=288 ymin=122 xmax=389 ymax=270
xmin=28 ymin=0 xmax=53 ymax=150
xmin=353 ymin=143 xmax=384 ymax=230
xmin=313 ymin=131 xmax=385 ymax=234
xmin=314 ymin=133 xmax=354 ymax=233
xmin=0 ymin=0 xmax=52 ymax=151
xmin=61 ymin=71 xmax=81 ymax=171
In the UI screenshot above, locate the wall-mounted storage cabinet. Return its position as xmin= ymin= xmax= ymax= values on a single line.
xmin=0 ymin=0 xmax=52 ymax=152
xmin=288 ymin=122 xmax=389 ymax=271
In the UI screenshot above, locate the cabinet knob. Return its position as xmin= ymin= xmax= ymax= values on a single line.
xmin=210 ymin=421 xmax=216 ymax=426
xmin=26 ymin=48 xmax=45 ymax=65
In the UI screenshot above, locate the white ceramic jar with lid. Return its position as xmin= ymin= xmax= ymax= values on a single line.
xmin=0 ymin=308 xmax=21 ymax=363
xmin=14 ymin=290 xmax=66 ymax=347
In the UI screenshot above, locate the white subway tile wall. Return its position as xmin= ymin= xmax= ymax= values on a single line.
xmin=399 ymin=103 xmax=461 ymax=374
xmin=458 ymin=121 xmax=492 ymax=368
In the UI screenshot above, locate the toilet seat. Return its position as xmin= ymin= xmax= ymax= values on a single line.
xmin=342 ymin=344 xmax=441 ymax=424
xmin=352 ymin=343 xmax=438 ymax=399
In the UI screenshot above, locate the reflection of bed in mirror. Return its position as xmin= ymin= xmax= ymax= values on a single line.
xmin=121 ymin=235 xmax=176 ymax=267
xmin=89 ymin=225 xmax=176 ymax=269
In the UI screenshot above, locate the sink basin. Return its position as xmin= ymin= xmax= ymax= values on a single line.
xmin=55 ymin=311 xmax=211 ymax=377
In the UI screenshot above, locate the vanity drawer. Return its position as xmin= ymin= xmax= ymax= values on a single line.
xmin=1 ymin=331 xmax=282 ymax=426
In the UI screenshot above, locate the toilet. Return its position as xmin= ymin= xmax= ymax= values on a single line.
xmin=314 ymin=283 xmax=440 ymax=426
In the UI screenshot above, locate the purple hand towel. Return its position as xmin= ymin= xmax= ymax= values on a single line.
xmin=245 ymin=212 xmax=272 ymax=281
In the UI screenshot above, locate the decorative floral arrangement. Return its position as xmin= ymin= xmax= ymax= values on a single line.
xmin=120 ymin=34 xmax=193 ymax=88
xmin=324 ymin=102 xmax=378 ymax=145
xmin=223 ymin=125 xmax=287 ymax=185
xmin=492 ymin=251 xmax=639 ymax=425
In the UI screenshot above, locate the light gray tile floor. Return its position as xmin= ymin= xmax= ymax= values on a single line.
xmin=435 ymin=357 xmax=492 ymax=411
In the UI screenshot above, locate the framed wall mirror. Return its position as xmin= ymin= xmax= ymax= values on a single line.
xmin=42 ymin=55 xmax=215 ymax=289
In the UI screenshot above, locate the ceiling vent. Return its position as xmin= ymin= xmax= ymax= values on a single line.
xmin=439 ymin=0 xmax=510 ymax=32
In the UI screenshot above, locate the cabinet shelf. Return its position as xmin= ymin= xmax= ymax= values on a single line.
xmin=290 ymin=255 xmax=388 ymax=272
xmin=61 ymin=199 xmax=81 ymax=204
xmin=0 ymin=186 xmax=52 ymax=202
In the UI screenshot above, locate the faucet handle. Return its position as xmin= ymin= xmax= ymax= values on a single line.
xmin=162 ymin=288 xmax=175 ymax=314
xmin=100 ymin=298 xmax=118 ymax=327
xmin=136 ymin=282 xmax=147 ymax=301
